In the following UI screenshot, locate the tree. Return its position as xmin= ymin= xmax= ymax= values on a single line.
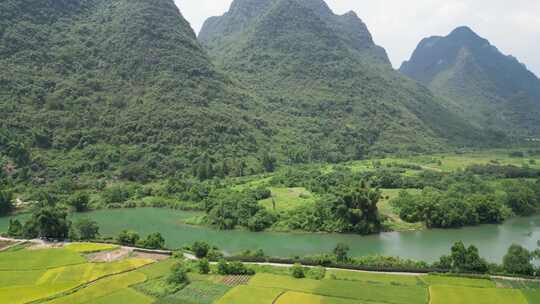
xmin=261 ymin=152 xmax=277 ymax=173
xmin=503 ymin=244 xmax=534 ymax=275
xmin=503 ymin=181 xmax=538 ymax=215
xmin=449 ymin=242 xmax=488 ymax=273
xmin=216 ymin=260 xmax=254 ymax=275
xmin=67 ymin=192 xmax=90 ymax=212
xmin=0 ymin=188 xmax=14 ymax=215
xmin=247 ymin=209 xmax=276 ymax=232
xmin=198 ymin=258 xmax=210 ymax=274
xmin=140 ymin=232 xmax=165 ymax=249
xmin=291 ymin=263 xmax=305 ymax=278
xmin=27 ymin=207 xmax=70 ymax=240
xmin=167 ymin=262 xmax=189 ymax=285
xmin=192 ymin=241 xmax=210 ymax=258
xmin=333 ymin=243 xmax=350 ymax=263
xmin=74 ymin=218 xmax=99 ymax=240
xmin=7 ymin=219 xmax=23 ymax=237
xmin=117 ymin=230 xmax=140 ymax=246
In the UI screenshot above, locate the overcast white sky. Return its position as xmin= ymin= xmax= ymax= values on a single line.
xmin=174 ymin=0 xmax=540 ymax=76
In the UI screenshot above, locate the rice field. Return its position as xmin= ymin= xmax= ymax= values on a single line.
xmin=216 ymin=271 xmax=538 ymax=304
xmin=1 ymin=244 xmax=537 ymax=304
xmin=0 ymin=244 xmax=155 ymax=304
xmin=429 ymin=285 xmax=528 ymax=304
xmin=64 ymin=243 xmax=119 ymax=253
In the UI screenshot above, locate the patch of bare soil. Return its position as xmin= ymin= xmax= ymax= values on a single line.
xmin=27 ymin=241 xmax=64 ymax=250
xmin=86 ymin=247 xmax=131 ymax=262
xmin=0 ymin=240 xmax=17 ymax=251
xmin=132 ymin=250 xmax=170 ymax=261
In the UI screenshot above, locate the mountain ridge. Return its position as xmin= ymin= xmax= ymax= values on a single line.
xmin=199 ymin=0 xmax=489 ymax=155
xmin=400 ymin=26 xmax=540 ymax=135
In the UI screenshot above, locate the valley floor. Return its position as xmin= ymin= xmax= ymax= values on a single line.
xmin=0 ymin=241 xmax=539 ymax=304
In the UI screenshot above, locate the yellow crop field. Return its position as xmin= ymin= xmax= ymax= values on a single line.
xmin=429 ymin=285 xmax=528 ymax=304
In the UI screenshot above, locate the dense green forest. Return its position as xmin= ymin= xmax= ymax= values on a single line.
xmin=1 ymin=0 xmax=540 ymax=237
xmin=401 ymin=26 xmax=540 ymax=135
xmin=0 ymin=0 xmax=513 ymax=199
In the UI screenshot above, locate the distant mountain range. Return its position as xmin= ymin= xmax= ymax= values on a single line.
xmin=0 ymin=0 xmax=537 ymax=183
xmin=199 ymin=0 xmax=486 ymax=157
xmin=401 ymin=26 xmax=540 ymax=136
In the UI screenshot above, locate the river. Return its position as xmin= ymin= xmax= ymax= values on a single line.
xmin=1 ymin=208 xmax=538 ymax=263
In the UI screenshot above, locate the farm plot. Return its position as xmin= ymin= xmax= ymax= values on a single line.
xmin=429 ymin=285 xmax=528 ymax=304
xmin=326 ymin=269 xmax=423 ymax=286
xmin=249 ymin=273 xmax=428 ymax=304
xmin=215 ymin=285 xmax=284 ymax=304
xmin=275 ymin=291 xmax=386 ymax=304
xmin=522 ymin=290 xmax=540 ymax=304
xmin=221 ymin=275 xmax=251 ymax=286
xmin=161 ymin=280 xmax=231 ymax=304
xmin=420 ymin=275 xmax=495 ymax=288
xmin=45 ymin=271 xmax=149 ymax=304
xmin=64 ymin=242 xmax=119 ymax=253
xmin=0 ymin=245 xmax=154 ymax=304
xmin=0 ymin=248 xmax=86 ymax=270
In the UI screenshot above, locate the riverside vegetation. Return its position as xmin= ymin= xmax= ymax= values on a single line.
xmin=2 ymin=0 xmax=540 ymax=303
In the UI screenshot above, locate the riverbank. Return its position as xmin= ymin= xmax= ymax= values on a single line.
xmin=2 ymin=236 xmax=538 ymax=283
xmin=1 ymin=208 xmax=539 ymax=262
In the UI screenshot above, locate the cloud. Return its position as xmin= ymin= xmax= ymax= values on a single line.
xmin=175 ymin=0 xmax=540 ymax=76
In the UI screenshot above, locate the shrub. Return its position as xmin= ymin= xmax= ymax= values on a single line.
xmin=192 ymin=241 xmax=210 ymax=258
xmin=291 ymin=263 xmax=305 ymax=278
xmin=307 ymin=266 xmax=326 ymax=280
xmin=198 ymin=258 xmax=210 ymax=274
xmin=74 ymin=218 xmax=100 ymax=240
xmin=117 ymin=230 xmax=140 ymax=246
xmin=139 ymin=232 xmax=165 ymax=249
xmin=167 ymin=262 xmax=189 ymax=285
xmin=217 ymin=260 xmax=254 ymax=275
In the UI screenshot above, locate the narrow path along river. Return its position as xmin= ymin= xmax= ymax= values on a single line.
xmin=1 ymin=208 xmax=539 ymax=263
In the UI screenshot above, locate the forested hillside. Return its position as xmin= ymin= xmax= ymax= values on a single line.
xmin=199 ymin=0 xmax=492 ymax=158
xmin=400 ymin=26 xmax=540 ymax=136
xmin=0 ymin=0 xmax=275 ymax=185
xmin=0 ymin=0 xmax=509 ymax=192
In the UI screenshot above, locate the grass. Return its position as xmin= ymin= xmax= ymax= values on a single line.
xmin=215 ymin=285 xmax=284 ymax=304
xmin=420 ymin=275 xmax=496 ymax=288
xmin=36 ymin=258 xmax=153 ymax=285
xmin=64 ymin=243 xmax=119 ymax=253
xmin=0 ymin=248 xmax=86 ymax=270
xmin=249 ymin=273 xmax=428 ymax=304
xmin=326 ymin=269 xmax=423 ymax=286
xmin=522 ymin=290 xmax=540 ymax=304
xmin=85 ymin=288 xmax=154 ymax=304
xmin=429 ymin=285 xmax=528 ymax=304
xmin=0 ymin=269 xmax=46 ymax=286
xmin=259 ymin=187 xmax=316 ymax=211
xmin=276 ymin=291 xmax=386 ymax=304
xmin=0 ymin=282 xmax=79 ymax=304
xmin=135 ymin=258 xmax=176 ymax=280
xmin=379 ymin=188 xmax=423 ymax=231
xmin=46 ymin=271 xmax=149 ymax=304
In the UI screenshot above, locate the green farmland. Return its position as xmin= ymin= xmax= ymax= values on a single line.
xmin=215 ymin=271 xmax=538 ymax=304
xmin=1 ymin=244 xmax=538 ymax=303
